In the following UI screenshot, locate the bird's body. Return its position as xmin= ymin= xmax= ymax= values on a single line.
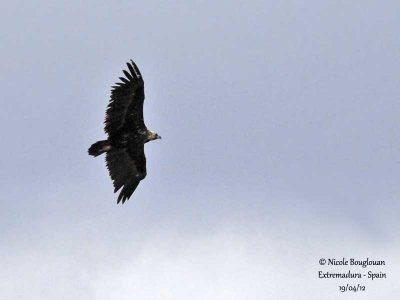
xmin=88 ymin=60 xmax=161 ymax=204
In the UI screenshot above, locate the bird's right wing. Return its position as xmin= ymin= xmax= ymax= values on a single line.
xmin=104 ymin=60 xmax=146 ymax=135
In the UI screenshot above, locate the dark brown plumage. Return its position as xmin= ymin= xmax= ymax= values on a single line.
xmin=88 ymin=60 xmax=161 ymax=204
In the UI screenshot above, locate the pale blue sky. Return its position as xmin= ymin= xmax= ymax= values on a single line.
xmin=1 ymin=1 xmax=399 ymax=298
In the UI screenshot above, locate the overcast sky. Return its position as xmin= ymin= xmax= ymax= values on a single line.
xmin=1 ymin=1 xmax=399 ymax=299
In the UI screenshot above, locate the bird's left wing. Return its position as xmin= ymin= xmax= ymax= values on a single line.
xmin=105 ymin=145 xmax=147 ymax=204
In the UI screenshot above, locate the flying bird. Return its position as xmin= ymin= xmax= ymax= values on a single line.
xmin=88 ymin=60 xmax=161 ymax=204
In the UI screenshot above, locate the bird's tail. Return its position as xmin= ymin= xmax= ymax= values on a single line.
xmin=88 ymin=140 xmax=111 ymax=157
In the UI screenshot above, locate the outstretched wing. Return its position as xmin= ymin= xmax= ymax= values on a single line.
xmin=105 ymin=145 xmax=147 ymax=204
xmin=104 ymin=60 xmax=145 ymax=135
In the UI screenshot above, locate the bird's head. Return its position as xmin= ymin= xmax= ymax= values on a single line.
xmin=148 ymin=130 xmax=162 ymax=141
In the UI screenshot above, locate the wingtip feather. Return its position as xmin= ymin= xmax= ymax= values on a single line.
xmin=123 ymin=70 xmax=133 ymax=80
